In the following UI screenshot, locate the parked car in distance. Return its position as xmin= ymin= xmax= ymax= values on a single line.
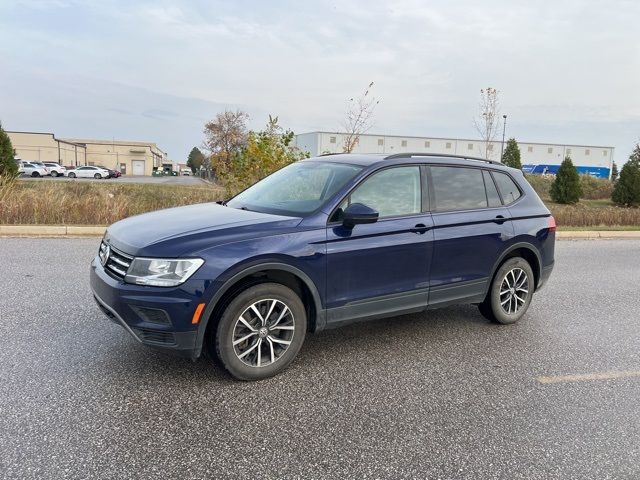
xmin=95 ymin=165 xmax=121 ymax=178
xmin=67 ymin=166 xmax=111 ymax=179
xmin=19 ymin=162 xmax=49 ymax=177
xmin=28 ymin=161 xmax=52 ymax=175
xmin=43 ymin=162 xmax=67 ymax=177
xmin=181 ymin=168 xmax=191 ymax=175
xmin=91 ymin=153 xmax=556 ymax=380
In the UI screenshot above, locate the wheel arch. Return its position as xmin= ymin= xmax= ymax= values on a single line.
xmin=193 ymin=262 xmax=324 ymax=359
xmin=484 ymin=242 xmax=542 ymax=299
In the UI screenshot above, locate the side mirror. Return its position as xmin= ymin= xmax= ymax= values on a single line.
xmin=342 ymin=203 xmax=379 ymax=228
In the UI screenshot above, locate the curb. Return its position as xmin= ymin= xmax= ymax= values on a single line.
xmin=1 ymin=225 xmax=639 ymax=239
xmin=0 ymin=225 xmax=106 ymax=237
xmin=556 ymin=230 xmax=640 ymax=240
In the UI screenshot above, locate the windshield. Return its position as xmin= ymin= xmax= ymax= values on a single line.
xmin=227 ymin=161 xmax=363 ymax=216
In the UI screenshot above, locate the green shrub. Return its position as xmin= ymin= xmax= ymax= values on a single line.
xmin=524 ymin=174 xmax=553 ymax=200
xmin=550 ymin=156 xmax=582 ymax=204
xmin=578 ymin=174 xmax=614 ymax=200
xmin=612 ymin=145 xmax=640 ymax=207
xmin=0 ymin=123 xmax=18 ymax=177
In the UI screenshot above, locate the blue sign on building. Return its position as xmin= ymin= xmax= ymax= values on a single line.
xmin=522 ymin=164 xmax=610 ymax=179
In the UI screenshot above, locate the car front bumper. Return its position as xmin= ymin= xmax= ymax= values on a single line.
xmin=90 ymin=257 xmax=203 ymax=358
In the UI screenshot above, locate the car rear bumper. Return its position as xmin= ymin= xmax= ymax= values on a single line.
xmin=537 ymin=261 xmax=554 ymax=291
xmin=90 ymin=258 xmax=200 ymax=358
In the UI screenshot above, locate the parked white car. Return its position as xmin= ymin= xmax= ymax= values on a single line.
xmin=67 ymin=166 xmax=111 ymax=179
xmin=19 ymin=162 xmax=49 ymax=177
xmin=43 ymin=162 xmax=67 ymax=177
xmin=29 ymin=161 xmax=52 ymax=175
xmin=181 ymin=168 xmax=191 ymax=175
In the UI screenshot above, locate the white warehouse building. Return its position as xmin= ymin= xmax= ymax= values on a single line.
xmin=294 ymin=132 xmax=615 ymax=179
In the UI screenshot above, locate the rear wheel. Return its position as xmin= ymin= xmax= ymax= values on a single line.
xmin=94 ymin=173 xmax=102 ymax=179
xmin=51 ymin=171 xmax=58 ymax=177
xmin=213 ymin=283 xmax=307 ymax=380
xmin=31 ymin=172 xmax=40 ymax=177
xmin=478 ymin=257 xmax=534 ymax=324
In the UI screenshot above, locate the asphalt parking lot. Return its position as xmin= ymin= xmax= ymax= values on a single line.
xmin=18 ymin=174 xmax=207 ymax=185
xmin=1 ymin=238 xmax=639 ymax=479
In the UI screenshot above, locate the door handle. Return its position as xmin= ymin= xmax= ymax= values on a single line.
xmin=493 ymin=215 xmax=506 ymax=224
xmin=410 ymin=223 xmax=430 ymax=234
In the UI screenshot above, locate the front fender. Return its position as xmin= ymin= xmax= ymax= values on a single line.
xmin=192 ymin=260 xmax=325 ymax=359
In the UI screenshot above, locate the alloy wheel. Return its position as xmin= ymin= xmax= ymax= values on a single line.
xmin=232 ymin=299 xmax=295 ymax=368
xmin=499 ymin=267 xmax=529 ymax=315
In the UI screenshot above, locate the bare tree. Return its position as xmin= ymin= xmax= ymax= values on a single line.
xmin=341 ymin=82 xmax=380 ymax=153
xmin=204 ymin=109 xmax=250 ymax=165
xmin=473 ymin=87 xmax=501 ymax=160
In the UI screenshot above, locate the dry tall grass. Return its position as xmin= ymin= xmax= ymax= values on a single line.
xmin=1 ymin=177 xmax=638 ymax=228
xmin=0 ymin=179 xmax=224 ymax=225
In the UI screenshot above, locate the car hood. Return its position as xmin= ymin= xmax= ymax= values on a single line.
xmin=105 ymin=202 xmax=302 ymax=257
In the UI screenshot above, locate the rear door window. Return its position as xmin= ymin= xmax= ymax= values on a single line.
xmin=431 ymin=167 xmax=487 ymax=211
xmin=492 ymin=172 xmax=522 ymax=205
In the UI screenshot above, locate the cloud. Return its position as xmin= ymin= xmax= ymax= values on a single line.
xmin=0 ymin=0 xmax=638 ymax=161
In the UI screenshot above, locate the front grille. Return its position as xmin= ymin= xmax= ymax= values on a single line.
xmin=100 ymin=241 xmax=133 ymax=281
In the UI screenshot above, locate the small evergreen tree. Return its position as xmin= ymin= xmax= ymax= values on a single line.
xmin=0 ymin=122 xmax=18 ymax=177
xmin=501 ymin=138 xmax=522 ymax=169
xmin=550 ymin=156 xmax=582 ymax=204
xmin=187 ymin=146 xmax=205 ymax=173
xmin=612 ymin=145 xmax=640 ymax=207
xmin=610 ymin=161 xmax=619 ymax=182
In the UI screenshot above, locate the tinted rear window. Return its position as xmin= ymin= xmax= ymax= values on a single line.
xmin=431 ymin=167 xmax=487 ymax=211
xmin=493 ymin=172 xmax=522 ymax=204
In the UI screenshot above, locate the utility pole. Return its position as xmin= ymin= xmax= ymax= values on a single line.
xmin=500 ymin=114 xmax=508 ymax=162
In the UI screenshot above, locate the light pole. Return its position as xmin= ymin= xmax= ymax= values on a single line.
xmin=500 ymin=114 xmax=507 ymax=162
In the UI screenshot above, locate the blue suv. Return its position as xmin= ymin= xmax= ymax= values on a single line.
xmin=90 ymin=153 xmax=555 ymax=380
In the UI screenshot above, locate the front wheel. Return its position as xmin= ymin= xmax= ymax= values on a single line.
xmin=31 ymin=172 xmax=40 ymax=177
xmin=68 ymin=172 xmax=76 ymax=178
xmin=51 ymin=171 xmax=58 ymax=177
xmin=478 ymin=257 xmax=534 ymax=324
xmin=213 ymin=283 xmax=307 ymax=380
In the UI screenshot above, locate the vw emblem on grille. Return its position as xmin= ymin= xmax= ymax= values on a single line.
xmin=99 ymin=244 xmax=110 ymax=266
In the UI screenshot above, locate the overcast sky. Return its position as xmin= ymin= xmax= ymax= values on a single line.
xmin=1 ymin=0 xmax=639 ymax=163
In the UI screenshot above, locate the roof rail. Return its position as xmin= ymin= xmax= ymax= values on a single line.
xmin=318 ymin=152 xmax=346 ymax=157
xmin=384 ymin=152 xmax=503 ymax=166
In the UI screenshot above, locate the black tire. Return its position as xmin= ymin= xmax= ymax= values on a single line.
xmin=478 ymin=257 xmax=534 ymax=325
xmin=213 ymin=283 xmax=307 ymax=380
xmin=94 ymin=173 xmax=102 ymax=179
xmin=68 ymin=172 xmax=76 ymax=178
xmin=51 ymin=171 xmax=58 ymax=177
xmin=31 ymin=172 xmax=40 ymax=177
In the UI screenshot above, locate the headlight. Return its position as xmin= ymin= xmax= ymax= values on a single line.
xmin=124 ymin=258 xmax=204 ymax=287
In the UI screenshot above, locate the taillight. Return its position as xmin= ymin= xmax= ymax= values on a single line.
xmin=548 ymin=216 xmax=557 ymax=233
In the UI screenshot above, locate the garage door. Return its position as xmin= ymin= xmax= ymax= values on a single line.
xmin=132 ymin=160 xmax=145 ymax=176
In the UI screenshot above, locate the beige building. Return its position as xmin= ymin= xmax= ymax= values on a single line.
xmin=8 ymin=131 xmax=87 ymax=166
xmin=7 ymin=131 xmax=167 ymax=176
